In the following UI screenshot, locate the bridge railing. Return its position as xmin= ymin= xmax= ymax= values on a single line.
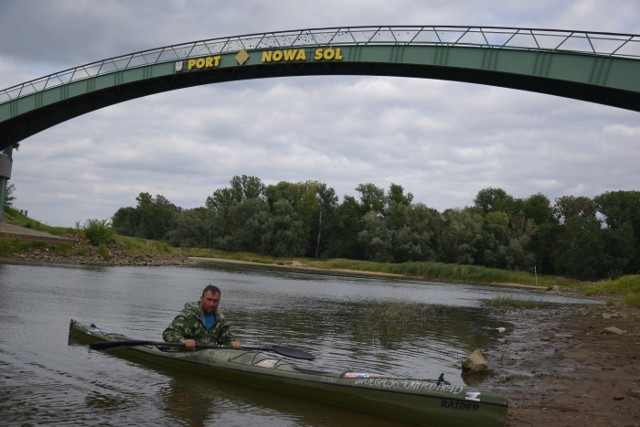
xmin=1 ymin=25 xmax=639 ymax=105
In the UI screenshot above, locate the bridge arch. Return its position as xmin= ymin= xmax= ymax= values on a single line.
xmin=1 ymin=25 xmax=639 ymax=152
xmin=1 ymin=26 xmax=640 ymax=217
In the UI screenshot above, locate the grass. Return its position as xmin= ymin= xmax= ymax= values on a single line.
xmin=357 ymin=302 xmax=433 ymax=335
xmin=374 ymin=302 xmax=432 ymax=322
xmin=3 ymin=207 xmax=71 ymax=236
xmin=0 ymin=207 xmax=183 ymax=258
xmin=303 ymin=258 xmax=570 ymax=287
xmin=567 ymin=274 xmax=640 ymax=308
xmin=113 ymin=234 xmax=178 ymax=256
xmin=185 ymin=247 xmax=286 ymax=264
xmin=488 ymin=296 xmax=557 ymax=309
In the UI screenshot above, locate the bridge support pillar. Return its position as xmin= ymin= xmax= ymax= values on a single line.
xmin=0 ymin=145 xmax=14 ymax=223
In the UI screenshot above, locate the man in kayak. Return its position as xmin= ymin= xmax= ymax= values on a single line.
xmin=163 ymin=284 xmax=242 ymax=350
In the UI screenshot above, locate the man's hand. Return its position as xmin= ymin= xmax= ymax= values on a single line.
xmin=180 ymin=338 xmax=196 ymax=350
xmin=231 ymin=341 xmax=242 ymax=349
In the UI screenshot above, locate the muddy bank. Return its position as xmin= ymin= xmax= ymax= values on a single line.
xmin=481 ymin=302 xmax=640 ymax=427
xmin=6 ymin=247 xmax=193 ymax=266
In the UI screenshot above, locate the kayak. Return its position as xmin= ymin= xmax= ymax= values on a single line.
xmin=69 ymin=319 xmax=508 ymax=426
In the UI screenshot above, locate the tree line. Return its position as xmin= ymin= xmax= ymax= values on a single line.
xmin=111 ymin=175 xmax=640 ymax=281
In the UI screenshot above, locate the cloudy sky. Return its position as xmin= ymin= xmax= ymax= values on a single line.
xmin=1 ymin=1 xmax=638 ymax=227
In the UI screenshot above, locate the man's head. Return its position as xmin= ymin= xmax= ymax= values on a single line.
xmin=200 ymin=284 xmax=221 ymax=314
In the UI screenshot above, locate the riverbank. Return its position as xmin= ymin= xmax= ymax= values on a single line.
xmin=0 ymin=221 xmax=193 ymax=266
xmin=0 ymin=221 xmax=552 ymax=288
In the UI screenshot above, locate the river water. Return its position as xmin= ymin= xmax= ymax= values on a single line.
xmin=0 ymin=261 xmax=596 ymax=426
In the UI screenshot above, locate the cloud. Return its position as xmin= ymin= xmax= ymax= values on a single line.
xmin=1 ymin=1 xmax=639 ymax=226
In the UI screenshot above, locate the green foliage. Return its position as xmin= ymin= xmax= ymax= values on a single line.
xmin=101 ymin=177 xmax=639 ymax=283
xmin=165 ymin=207 xmax=210 ymax=248
xmin=0 ymin=237 xmax=76 ymax=257
xmin=5 ymin=205 xmax=637 ymax=306
xmin=84 ymin=219 xmax=115 ymax=246
xmin=488 ymin=297 xmax=554 ymax=309
xmin=623 ymin=292 xmax=640 ymax=308
xmin=574 ymin=274 xmax=640 ymax=308
xmin=0 ymin=237 xmax=15 ymax=255
xmin=4 ymin=182 xmax=16 ymax=207
xmin=474 ymin=187 xmax=516 ymax=214
xmin=360 ymin=302 xmax=431 ymax=334
xmin=262 ymin=199 xmax=306 ymax=257
xmin=3 ymin=207 xmax=69 ymax=236
xmin=111 ymin=206 xmax=139 ymax=236
xmin=97 ymin=244 xmax=111 ymax=260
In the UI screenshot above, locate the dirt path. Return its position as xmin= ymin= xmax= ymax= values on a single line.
xmin=483 ymin=302 xmax=640 ymax=427
xmin=0 ymin=221 xmax=72 ymax=243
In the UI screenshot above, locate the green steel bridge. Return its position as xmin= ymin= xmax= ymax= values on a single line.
xmin=1 ymin=25 xmax=639 ymax=215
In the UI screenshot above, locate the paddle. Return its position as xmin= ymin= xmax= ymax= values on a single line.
xmin=89 ymin=340 xmax=315 ymax=360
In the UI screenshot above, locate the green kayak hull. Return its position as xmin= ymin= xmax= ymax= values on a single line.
xmin=69 ymin=319 xmax=508 ymax=426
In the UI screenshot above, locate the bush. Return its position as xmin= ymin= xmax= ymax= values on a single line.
xmin=84 ymin=219 xmax=115 ymax=246
xmin=0 ymin=238 xmax=15 ymax=256
xmin=97 ymin=244 xmax=112 ymax=260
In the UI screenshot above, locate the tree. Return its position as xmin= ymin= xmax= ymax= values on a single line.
xmin=112 ymin=193 xmax=180 ymax=240
xmin=522 ymin=193 xmax=557 ymax=274
xmin=522 ymin=193 xmax=554 ymax=225
xmin=594 ymin=191 xmax=640 ymax=229
xmin=205 ymin=175 xmax=267 ymax=250
xmin=594 ymin=191 xmax=640 ymax=275
xmin=5 ymin=182 xmax=15 ymax=207
xmin=229 ymin=175 xmax=266 ymax=202
xmin=385 ymin=183 xmax=413 ymax=229
xmin=229 ymin=198 xmax=271 ymax=252
xmin=322 ymin=195 xmax=363 ymax=259
xmin=358 ymin=210 xmax=392 ymax=262
xmin=551 ymin=195 xmax=611 ymax=279
xmin=438 ymin=208 xmax=483 ymax=265
xmin=135 ymin=192 xmax=180 ymax=240
xmin=111 ymin=206 xmax=140 ymax=236
xmin=266 ymin=181 xmax=317 ymax=256
xmin=404 ymin=203 xmax=438 ymax=261
xmin=553 ymin=215 xmax=605 ymax=280
xmin=554 ymin=196 xmax=597 ymax=224
xmin=312 ymin=182 xmax=339 ymax=258
xmin=387 ymin=183 xmax=413 ymax=209
xmin=262 ymin=199 xmax=306 ymax=257
xmin=505 ymin=214 xmax=536 ymax=271
xmin=480 ymin=211 xmax=510 ymax=268
xmin=165 ymin=207 xmax=209 ymax=247
xmin=206 ymin=187 xmax=236 ymax=240
xmin=474 ymin=187 xmax=516 ymax=214
xmin=384 ymin=184 xmax=434 ymax=262
xmin=356 ymin=183 xmax=386 ymax=215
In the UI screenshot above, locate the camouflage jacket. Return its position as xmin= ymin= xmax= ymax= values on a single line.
xmin=162 ymin=301 xmax=235 ymax=345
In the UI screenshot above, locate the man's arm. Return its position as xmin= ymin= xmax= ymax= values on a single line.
xmin=162 ymin=312 xmax=188 ymax=343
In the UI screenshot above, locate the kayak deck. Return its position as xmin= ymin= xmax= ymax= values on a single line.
xmin=69 ymin=319 xmax=508 ymax=427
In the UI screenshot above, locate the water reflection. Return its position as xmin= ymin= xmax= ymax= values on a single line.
xmin=161 ymin=380 xmax=212 ymax=427
xmin=227 ymin=295 xmax=507 ymax=378
xmin=1 ymin=262 xmax=597 ymax=426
